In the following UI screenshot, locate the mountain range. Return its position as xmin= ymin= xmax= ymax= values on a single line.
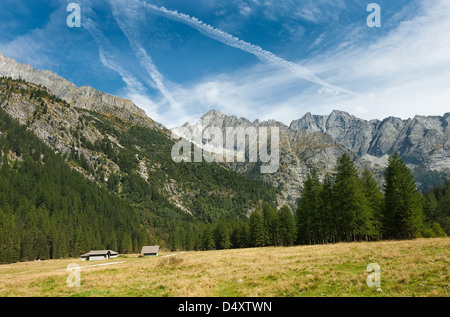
xmin=180 ymin=109 xmax=450 ymax=207
xmin=1 ymin=52 xmax=449 ymax=211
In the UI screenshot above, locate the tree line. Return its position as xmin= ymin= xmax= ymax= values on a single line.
xmin=165 ymin=152 xmax=448 ymax=251
xmin=164 ymin=203 xmax=296 ymax=251
xmin=1 ymin=101 xmax=447 ymax=262
xmin=295 ymin=153 xmax=426 ymax=245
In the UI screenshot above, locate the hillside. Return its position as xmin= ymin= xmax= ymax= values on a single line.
xmin=0 ymin=238 xmax=448 ymax=297
xmin=0 ymin=104 xmax=147 ymax=263
xmin=0 ymin=76 xmax=281 ymax=219
xmin=0 ymin=53 xmax=162 ymax=130
xmin=0 ymin=76 xmax=284 ymax=261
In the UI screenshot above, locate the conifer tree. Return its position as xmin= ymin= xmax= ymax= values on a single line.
xmin=278 ymin=205 xmax=296 ymax=246
xmin=296 ymin=172 xmax=322 ymax=244
xmin=230 ymin=222 xmax=250 ymax=249
xmin=362 ymin=168 xmax=383 ymax=240
xmin=214 ymin=219 xmax=231 ymax=250
xmin=201 ymin=226 xmax=215 ymax=250
xmin=120 ymin=233 xmax=133 ymax=254
xmin=262 ymin=203 xmax=279 ymax=246
xmin=333 ymin=154 xmax=373 ymax=241
xmin=318 ymin=175 xmax=335 ymax=243
xmin=249 ymin=211 xmax=265 ymax=247
xmin=382 ymin=152 xmax=423 ymax=239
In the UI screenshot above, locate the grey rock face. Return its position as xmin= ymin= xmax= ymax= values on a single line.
xmin=180 ymin=110 xmax=355 ymax=209
xmin=0 ymin=80 xmax=120 ymax=183
xmin=290 ymin=110 xmax=373 ymax=155
xmin=290 ymin=110 xmax=450 ymax=172
xmin=180 ymin=109 xmax=450 ymax=208
xmin=0 ymin=53 xmax=164 ymax=130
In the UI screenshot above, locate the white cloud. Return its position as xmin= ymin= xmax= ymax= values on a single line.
xmin=0 ymin=5 xmax=64 ymax=69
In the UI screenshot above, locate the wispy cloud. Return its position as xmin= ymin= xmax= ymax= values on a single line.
xmin=302 ymin=0 xmax=450 ymax=119
xmin=109 ymin=0 xmax=183 ymax=113
xmin=163 ymin=0 xmax=450 ymax=125
xmin=78 ymin=2 xmax=164 ymax=120
xmin=0 ymin=4 xmax=63 ymax=69
xmin=126 ymin=0 xmax=356 ymax=96
xmin=83 ymin=17 xmax=146 ymax=95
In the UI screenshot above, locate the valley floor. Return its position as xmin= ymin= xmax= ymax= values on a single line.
xmin=0 ymin=238 xmax=448 ymax=297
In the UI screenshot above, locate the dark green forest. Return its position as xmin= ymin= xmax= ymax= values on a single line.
xmin=191 ymin=153 xmax=449 ymax=253
xmin=294 ymin=153 xmax=448 ymax=245
xmin=157 ymin=152 xmax=449 ymax=252
xmin=0 ymin=106 xmax=149 ymax=263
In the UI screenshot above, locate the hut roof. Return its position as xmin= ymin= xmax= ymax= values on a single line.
xmin=81 ymin=250 xmax=118 ymax=257
xmin=141 ymin=246 xmax=160 ymax=254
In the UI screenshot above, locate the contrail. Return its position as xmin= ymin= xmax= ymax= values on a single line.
xmin=126 ymin=0 xmax=357 ymax=96
xmin=110 ymin=0 xmax=184 ymax=114
xmin=82 ymin=12 xmax=148 ymax=95
xmin=82 ymin=0 xmax=179 ymax=122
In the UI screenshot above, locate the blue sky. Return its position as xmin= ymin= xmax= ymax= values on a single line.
xmin=0 ymin=0 xmax=449 ymax=128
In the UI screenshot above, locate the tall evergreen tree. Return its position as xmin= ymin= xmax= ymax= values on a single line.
xmin=262 ymin=203 xmax=279 ymax=246
xmin=382 ymin=152 xmax=423 ymax=239
xmin=422 ymin=180 xmax=450 ymax=236
xmin=168 ymin=225 xmax=180 ymax=251
xmin=249 ymin=211 xmax=265 ymax=247
xmin=362 ymin=168 xmax=383 ymax=240
xmin=333 ymin=154 xmax=373 ymax=241
xmin=296 ymin=172 xmax=322 ymax=244
xmin=278 ymin=205 xmax=296 ymax=246
xmin=214 ymin=219 xmax=231 ymax=250
xmin=120 ymin=233 xmax=133 ymax=254
xmin=201 ymin=226 xmax=215 ymax=250
xmin=230 ymin=222 xmax=250 ymax=249
xmin=318 ymin=175 xmax=336 ymax=243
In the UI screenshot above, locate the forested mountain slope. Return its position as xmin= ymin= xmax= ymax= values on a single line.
xmin=0 ymin=77 xmax=282 ymax=262
xmin=0 ymin=105 xmax=147 ymax=263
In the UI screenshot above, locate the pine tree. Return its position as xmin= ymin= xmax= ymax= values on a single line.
xmin=262 ymin=203 xmax=279 ymax=246
xmin=296 ymin=172 xmax=322 ymax=244
xmin=333 ymin=154 xmax=373 ymax=242
xmin=423 ymin=180 xmax=450 ymax=235
xmin=362 ymin=169 xmax=383 ymax=240
xmin=278 ymin=205 xmax=296 ymax=246
xmin=249 ymin=211 xmax=265 ymax=247
xmin=120 ymin=233 xmax=133 ymax=254
xmin=382 ymin=152 xmax=423 ymax=239
xmin=201 ymin=226 xmax=215 ymax=250
xmin=230 ymin=222 xmax=250 ymax=249
xmin=318 ymin=175 xmax=336 ymax=243
xmin=214 ymin=220 xmax=231 ymax=250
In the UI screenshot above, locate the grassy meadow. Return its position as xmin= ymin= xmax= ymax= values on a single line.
xmin=0 ymin=238 xmax=448 ymax=297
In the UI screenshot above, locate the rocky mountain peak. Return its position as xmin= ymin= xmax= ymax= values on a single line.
xmin=202 ymin=109 xmax=224 ymax=118
xmin=0 ymin=52 xmax=163 ymax=130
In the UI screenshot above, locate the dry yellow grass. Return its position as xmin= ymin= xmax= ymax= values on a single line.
xmin=0 ymin=238 xmax=449 ymax=297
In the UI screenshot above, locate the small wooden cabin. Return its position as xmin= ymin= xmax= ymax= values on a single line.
xmin=81 ymin=250 xmax=118 ymax=261
xmin=141 ymin=246 xmax=160 ymax=257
